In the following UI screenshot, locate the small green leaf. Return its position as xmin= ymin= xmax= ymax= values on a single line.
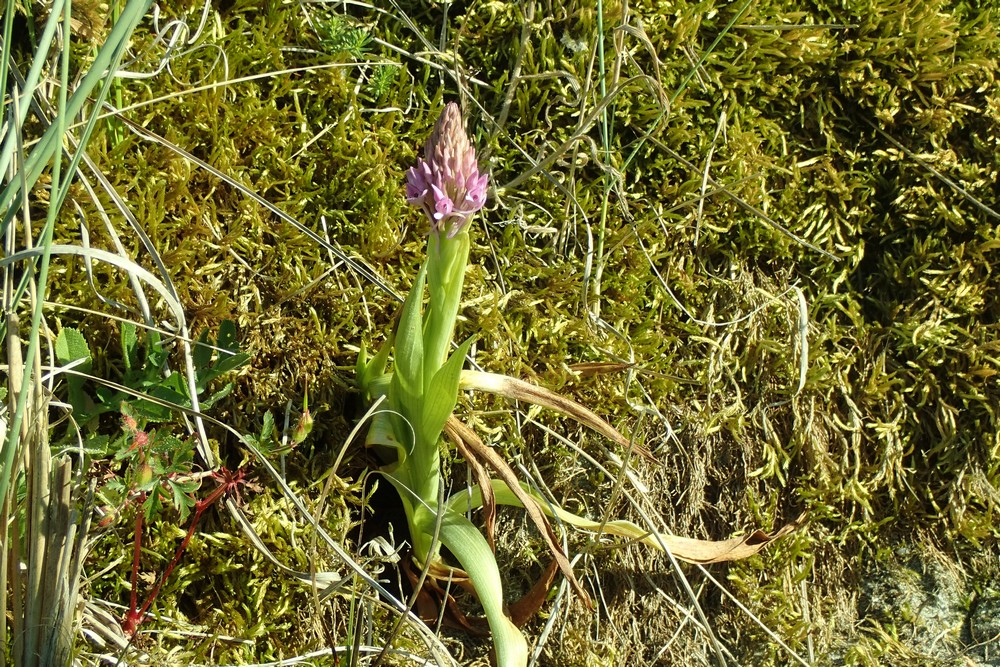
xmin=217 ymin=319 xmax=240 ymax=354
xmin=212 ymin=350 xmax=250 ymax=377
xmin=120 ymin=321 xmax=139 ymax=371
xmin=55 ymin=327 xmax=92 ymax=368
xmin=193 ymin=324 xmax=247 ymax=392
xmin=169 ymin=478 xmax=200 ymax=523
xmin=192 ymin=328 xmax=213 ymax=370
xmin=56 ymin=328 xmax=95 ymax=421
xmin=160 ymin=371 xmax=189 ymax=398
xmin=200 ymin=381 xmax=235 ymax=409
xmin=142 ymin=489 xmax=165 ymax=522
xmin=131 ymin=397 xmax=174 ymax=422
xmin=248 ymin=410 xmax=288 ymax=456
xmin=260 ymin=410 xmax=275 ymax=441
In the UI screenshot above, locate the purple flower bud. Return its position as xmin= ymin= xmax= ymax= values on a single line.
xmin=405 ymin=102 xmax=488 ymax=236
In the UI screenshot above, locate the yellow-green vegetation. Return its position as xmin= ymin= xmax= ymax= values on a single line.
xmin=3 ymin=0 xmax=1000 ymax=665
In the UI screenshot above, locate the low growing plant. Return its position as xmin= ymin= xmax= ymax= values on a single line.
xmin=98 ymin=403 xmax=250 ymax=635
xmin=356 ymin=103 xmax=802 ymax=666
xmin=55 ymin=318 xmax=252 ymax=636
xmin=55 ymin=319 xmax=247 ymax=436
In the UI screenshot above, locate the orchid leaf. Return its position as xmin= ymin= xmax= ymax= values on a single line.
xmin=365 ymin=409 xmax=409 ymax=471
xmin=387 ymin=264 xmax=427 ymax=453
xmin=392 ymin=264 xmax=427 ymax=402
xmin=356 ymin=329 xmax=394 ymax=398
xmin=420 ymin=335 xmax=475 ymax=448
xmin=356 ymin=340 xmax=368 ymax=379
xmin=436 ymin=509 xmax=529 ymax=667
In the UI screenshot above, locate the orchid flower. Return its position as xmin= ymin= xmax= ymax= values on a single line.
xmin=355 ymin=103 xmax=801 ymax=667
xmin=358 ymin=102 xmax=529 ymax=665
xmin=405 ymin=102 xmax=489 ymax=238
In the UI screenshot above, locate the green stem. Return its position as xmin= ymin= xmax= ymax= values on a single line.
xmin=423 ymin=230 xmax=470 ymax=381
xmin=410 ymin=229 xmax=471 ymax=538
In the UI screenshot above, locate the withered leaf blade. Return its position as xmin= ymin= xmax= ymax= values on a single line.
xmin=445 ymin=418 xmax=497 ymax=551
xmin=477 ymin=480 xmax=806 ymax=567
xmin=658 ymin=513 xmax=807 ymax=563
xmin=557 ymin=505 xmax=808 ymax=564
xmin=567 ymin=361 xmax=631 ymax=378
xmin=445 ymin=416 xmax=592 ymax=609
xmin=508 ymin=559 xmax=560 ymax=628
xmin=460 ymin=370 xmax=656 ymax=464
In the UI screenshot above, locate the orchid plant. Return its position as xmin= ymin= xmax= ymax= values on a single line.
xmin=356 ymin=103 xmax=800 ymax=667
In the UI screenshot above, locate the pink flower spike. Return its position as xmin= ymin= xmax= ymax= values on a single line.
xmin=405 ymin=102 xmax=488 ymax=235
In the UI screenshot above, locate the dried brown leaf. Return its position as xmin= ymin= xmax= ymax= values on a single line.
xmin=444 ymin=416 xmax=592 ymax=609
xmin=459 ymin=370 xmax=656 ymax=463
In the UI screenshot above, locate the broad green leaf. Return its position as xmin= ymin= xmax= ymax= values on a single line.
xmin=387 ymin=373 xmax=417 ymax=454
xmin=437 ymin=510 xmax=528 ymax=667
xmin=213 ymin=350 xmax=251 ymax=377
xmin=127 ymin=382 xmax=188 ymax=422
xmin=420 ymin=335 xmax=474 ymax=448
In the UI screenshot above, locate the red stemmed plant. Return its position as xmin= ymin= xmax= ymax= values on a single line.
xmin=105 ymin=405 xmax=250 ymax=636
